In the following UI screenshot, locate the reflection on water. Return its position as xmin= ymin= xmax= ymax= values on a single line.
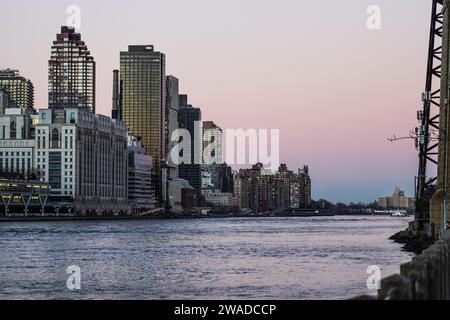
xmin=0 ymin=216 xmax=412 ymax=299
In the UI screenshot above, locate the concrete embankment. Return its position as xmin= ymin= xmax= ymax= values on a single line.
xmin=378 ymin=231 xmax=450 ymax=300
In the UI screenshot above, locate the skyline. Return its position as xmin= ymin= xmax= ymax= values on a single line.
xmin=0 ymin=0 xmax=430 ymax=203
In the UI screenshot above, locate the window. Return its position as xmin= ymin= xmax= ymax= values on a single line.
xmin=10 ymin=121 xmax=16 ymax=139
xmin=51 ymin=128 xmax=60 ymax=148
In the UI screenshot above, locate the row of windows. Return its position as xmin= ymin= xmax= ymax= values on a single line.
xmin=0 ymin=151 xmax=31 ymax=157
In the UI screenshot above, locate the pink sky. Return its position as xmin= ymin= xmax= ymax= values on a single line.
xmin=0 ymin=0 xmax=432 ymax=202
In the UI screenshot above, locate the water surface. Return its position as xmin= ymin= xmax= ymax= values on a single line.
xmin=0 ymin=215 xmax=412 ymax=299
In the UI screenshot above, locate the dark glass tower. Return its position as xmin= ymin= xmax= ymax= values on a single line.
xmin=48 ymin=26 xmax=96 ymax=112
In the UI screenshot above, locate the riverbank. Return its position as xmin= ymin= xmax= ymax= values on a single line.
xmin=0 ymin=211 xmax=336 ymax=223
xmin=389 ymin=228 xmax=434 ymax=254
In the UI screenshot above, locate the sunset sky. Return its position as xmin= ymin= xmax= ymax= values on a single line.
xmin=0 ymin=0 xmax=433 ymax=203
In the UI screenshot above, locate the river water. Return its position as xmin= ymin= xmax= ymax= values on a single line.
xmin=0 ymin=215 xmax=412 ymax=300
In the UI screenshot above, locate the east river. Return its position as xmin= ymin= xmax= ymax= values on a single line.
xmin=0 ymin=215 xmax=412 ymax=299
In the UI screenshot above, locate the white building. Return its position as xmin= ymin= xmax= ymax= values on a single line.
xmin=202 ymin=189 xmax=234 ymax=207
xmin=34 ymin=109 xmax=129 ymax=213
xmin=0 ymin=108 xmax=36 ymax=177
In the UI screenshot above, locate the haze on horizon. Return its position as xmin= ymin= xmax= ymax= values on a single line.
xmin=0 ymin=0 xmax=431 ymax=203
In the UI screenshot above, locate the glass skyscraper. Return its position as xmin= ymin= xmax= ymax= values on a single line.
xmin=48 ymin=26 xmax=96 ymax=112
xmin=120 ymin=45 xmax=166 ymax=162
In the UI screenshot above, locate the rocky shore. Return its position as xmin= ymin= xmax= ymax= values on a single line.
xmin=389 ymin=228 xmax=434 ymax=254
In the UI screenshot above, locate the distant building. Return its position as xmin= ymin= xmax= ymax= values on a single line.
xmin=202 ymin=190 xmax=234 ymax=207
xmin=0 ymin=69 xmax=34 ymax=111
xmin=166 ymin=75 xmax=179 ymax=179
xmin=128 ymin=136 xmax=154 ymax=210
xmin=0 ymin=108 xmax=36 ymax=178
xmin=179 ymin=164 xmax=202 ymax=192
xmin=48 ymin=26 xmax=95 ymax=112
xmin=234 ymin=163 xmax=312 ymax=213
xmin=167 ymin=178 xmax=196 ymax=213
xmin=234 ymin=174 xmax=251 ymax=209
xmin=378 ymin=187 xmax=414 ymax=209
xmin=178 ymin=94 xmax=202 ymax=165
xmin=201 ymin=163 xmax=234 ymax=193
xmin=290 ymin=166 xmax=311 ymax=209
xmin=177 ymin=95 xmax=202 ymax=193
xmin=181 ymin=188 xmax=200 ymax=210
xmin=202 ymin=121 xmax=223 ymax=164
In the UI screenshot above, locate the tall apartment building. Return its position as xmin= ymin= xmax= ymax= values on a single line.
xmin=234 ymin=163 xmax=312 ymax=212
xmin=0 ymin=69 xmax=34 ymax=111
xmin=48 ymin=26 xmax=96 ymax=112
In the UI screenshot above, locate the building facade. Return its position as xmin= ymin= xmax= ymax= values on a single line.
xmin=178 ymin=94 xmax=202 ymax=165
xmin=128 ymin=135 xmax=154 ymax=210
xmin=202 ymin=121 xmax=223 ymax=165
xmin=166 ymin=75 xmax=179 ymax=179
xmin=48 ymin=26 xmax=96 ymax=112
xmin=234 ymin=163 xmax=312 ymax=213
xmin=0 ymin=108 xmax=36 ymax=179
xmin=0 ymin=69 xmax=34 ymax=111
xmin=378 ymin=186 xmax=414 ymax=209
xmin=35 ymin=108 xmax=129 ymax=213
xmin=120 ymin=45 xmax=166 ymax=162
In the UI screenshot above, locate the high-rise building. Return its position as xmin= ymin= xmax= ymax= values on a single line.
xmin=120 ymin=45 xmax=166 ymax=204
xmin=178 ymin=95 xmax=202 ymax=192
xmin=298 ymin=166 xmax=312 ymax=208
xmin=0 ymin=69 xmax=34 ymax=111
xmin=202 ymin=121 xmax=223 ymax=165
xmin=178 ymin=95 xmax=202 ymax=165
xmin=48 ymin=26 xmax=96 ymax=112
xmin=120 ymin=45 xmax=166 ymax=162
xmin=166 ymin=75 xmax=179 ymax=178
